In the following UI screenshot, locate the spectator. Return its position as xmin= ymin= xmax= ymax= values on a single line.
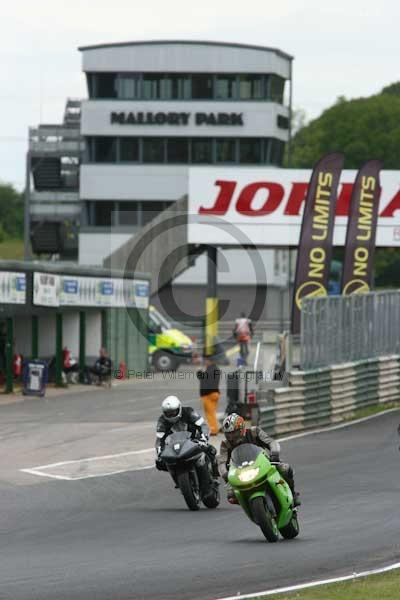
xmin=62 ymin=346 xmax=79 ymax=383
xmin=233 ymin=312 xmax=253 ymax=366
xmin=196 ymin=355 xmax=221 ymax=435
xmin=88 ymin=347 xmax=112 ymax=385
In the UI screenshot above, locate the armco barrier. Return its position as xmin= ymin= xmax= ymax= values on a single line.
xmin=257 ymin=355 xmax=400 ymax=435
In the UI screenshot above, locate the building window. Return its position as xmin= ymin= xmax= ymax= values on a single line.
xmin=116 ymin=75 xmax=141 ymax=99
xmin=118 ymin=201 xmax=141 ymax=226
xmin=143 ymin=75 xmax=164 ymax=100
xmin=142 ymin=201 xmax=168 ymax=225
xmin=215 ymin=75 xmax=237 ymax=99
xmin=94 ymin=137 xmax=117 ymax=162
xmin=119 ymin=137 xmax=139 ymax=162
xmin=143 ymin=138 xmax=165 ymax=163
xmin=86 ymin=71 xmax=288 ymax=101
xmin=269 ymin=75 xmax=285 ymax=104
xmin=270 ymin=139 xmax=285 ymax=165
xmin=192 ymin=74 xmax=213 ymax=99
xmin=239 ymin=138 xmax=262 ymax=164
xmin=263 ymin=139 xmax=271 ymax=163
xmin=86 ymin=136 xmax=285 ymax=165
xmin=96 ymin=74 xmax=117 ymax=98
xmin=163 ymin=74 xmax=191 ymax=99
xmin=216 ymin=138 xmax=236 ymax=163
xmin=191 ymin=138 xmax=213 ymax=163
xmin=86 ymin=74 xmax=95 ymax=98
xmin=166 ymin=138 xmax=189 ymax=163
xmin=93 ymin=201 xmax=116 ymax=226
xmin=238 ymin=74 xmax=265 ymax=100
xmin=277 ymin=114 xmax=289 ymax=129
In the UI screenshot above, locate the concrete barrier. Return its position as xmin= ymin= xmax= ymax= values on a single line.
xmin=257 ymin=355 xmax=400 ymax=435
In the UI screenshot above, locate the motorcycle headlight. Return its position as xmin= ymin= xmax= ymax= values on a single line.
xmin=238 ymin=467 xmax=260 ymax=483
xmin=173 ymin=443 xmax=180 ymax=452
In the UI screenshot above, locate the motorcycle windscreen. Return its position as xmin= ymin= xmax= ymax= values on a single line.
xmin=231 ymin=443 xmax=262 ymax=467
xmin=164 ymin=431 xmax=192 ymax=446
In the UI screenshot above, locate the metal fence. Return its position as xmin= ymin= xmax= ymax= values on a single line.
xmin=300 ymin=291 xmax=400 ymax=369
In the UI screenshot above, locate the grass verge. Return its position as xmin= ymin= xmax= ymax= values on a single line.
xmin=343 ymin=401 xmax=400 ymax=422
xmin=256 ymin=567 xmax=400 ymax=599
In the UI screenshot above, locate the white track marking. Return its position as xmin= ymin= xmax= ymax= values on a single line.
xmin=21 ymin=465 xmax=154 ymax=481
xmin=21 ymin=448 xmax=154 ymax=480
xmin=216 ymin=561 xmax=400 ymax=600
xmin=23 ymin=447 xmax=154 ymax=470
xmin=20 ymin=469 xmax=73 ymax=481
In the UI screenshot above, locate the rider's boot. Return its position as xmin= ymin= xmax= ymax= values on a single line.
xmin=278 ymin=463 xmax=301 ymax=507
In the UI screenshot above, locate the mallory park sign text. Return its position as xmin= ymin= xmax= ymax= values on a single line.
xmin=110 ymin=111 xmax=244 ymax=126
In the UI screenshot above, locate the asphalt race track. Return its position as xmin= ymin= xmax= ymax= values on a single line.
xmin=0 ymin=378 xmax=399 ymax=600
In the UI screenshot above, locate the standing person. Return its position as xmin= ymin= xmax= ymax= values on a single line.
xmin=197 ymin=355 xmax=221 ymax=436
xmin=233 ymin=312 xmax=253 ymax=365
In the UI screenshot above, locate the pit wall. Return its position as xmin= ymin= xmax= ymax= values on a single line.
xmin=257 ymin=355 xmax=400 ymax=435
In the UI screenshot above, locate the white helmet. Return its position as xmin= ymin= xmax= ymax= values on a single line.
xmin=161 ymin=396 xmax=182 ymax=423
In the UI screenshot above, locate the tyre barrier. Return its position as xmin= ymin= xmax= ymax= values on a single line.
xmin=257 ymin=355 xmax=400 ymax=435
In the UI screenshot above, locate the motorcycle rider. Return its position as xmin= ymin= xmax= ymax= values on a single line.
xmin=155 ymin=395 xmax=219 ymax=478
xmin=218 ymin=413 xmax=301 ymax=506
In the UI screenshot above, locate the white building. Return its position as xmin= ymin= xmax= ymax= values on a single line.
xmin=28 ymin=40 xmax=294 ymax=325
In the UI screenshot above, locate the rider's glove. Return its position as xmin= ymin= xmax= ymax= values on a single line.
xmin=198 ymin=433 xmax=208 ymax=446
xmin=269 ymin=451 xmax=280 ymax=463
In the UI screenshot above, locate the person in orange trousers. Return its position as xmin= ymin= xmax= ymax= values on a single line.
xmin=197 ymin=355 xmax=221 ymax=435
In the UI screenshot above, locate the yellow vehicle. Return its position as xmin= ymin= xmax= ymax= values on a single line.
xmin=148 ymin=306 xmax=193 ymax=371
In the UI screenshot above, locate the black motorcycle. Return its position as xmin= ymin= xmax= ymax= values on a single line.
xmin=160 ymin=431 xmax=220 ymax=511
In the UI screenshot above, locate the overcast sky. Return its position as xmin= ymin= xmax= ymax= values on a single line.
xmin=1 ymin=0 xmax=399 ymax=189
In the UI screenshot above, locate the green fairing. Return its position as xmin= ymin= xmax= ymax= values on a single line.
xmin=228 ymin=446 xmax=295 ymax=534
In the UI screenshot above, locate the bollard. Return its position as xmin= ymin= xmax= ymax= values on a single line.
xmin=117 ymin=361 xmax=127 ymax=380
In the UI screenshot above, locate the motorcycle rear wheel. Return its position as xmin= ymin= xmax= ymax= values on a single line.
xmin=177 ymin=471 xmax=200 ymax=511
xmin=250 ymin=496 xmax=279 ymax=543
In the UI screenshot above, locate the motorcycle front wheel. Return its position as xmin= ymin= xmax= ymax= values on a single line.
xmin=280 ymin=513 xmax=300 ymax=539
xmin=177 ymin=471 xmax=201 ymax=511
xmin=202 ymin=482 xmax=220 ymax=509
xmin=250 ymin=496 xmax=279 ymax=543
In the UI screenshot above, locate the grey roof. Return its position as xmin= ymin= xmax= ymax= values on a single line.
xmin=78 ymin=39 xmax=293 ymax=61
xmin=0 ymin=260 xmax=150 ymax=281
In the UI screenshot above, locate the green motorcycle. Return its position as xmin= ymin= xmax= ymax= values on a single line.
xmin=228 ymin=443 xmax=300 ymax=542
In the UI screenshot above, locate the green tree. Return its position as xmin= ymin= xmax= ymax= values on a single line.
xmin=0 ymin=182 xmax=24 ymax=239
xmin=288 ymin=86 xmax=400 ymax=169
xmin=374 ymin=248 xmax=400 ymax=288
xmin=382 ymin=82 xmax=400 ymax=96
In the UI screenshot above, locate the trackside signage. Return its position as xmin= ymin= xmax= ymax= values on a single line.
xmin=341 ymin=160 xmax=381 ymax=295
xmin=188 ymin=168 xmax=400 ymax=247
xmin=291 ymin=153 xmax=344 ymax=334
